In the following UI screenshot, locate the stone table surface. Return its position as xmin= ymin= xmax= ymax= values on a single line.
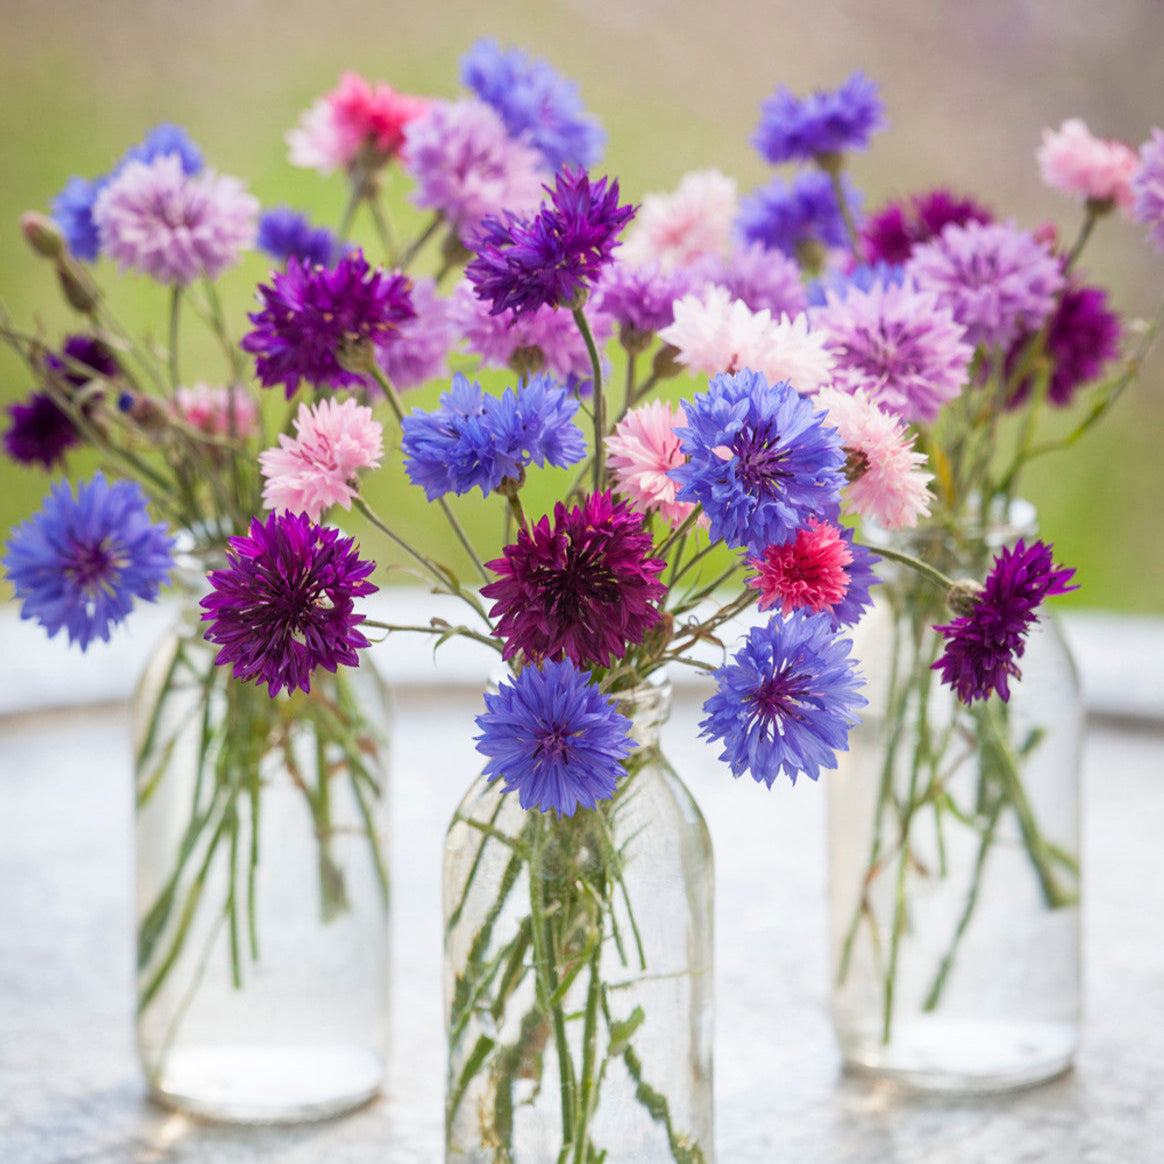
xmin=1 ymin=603 xmax=1163 ymax=1164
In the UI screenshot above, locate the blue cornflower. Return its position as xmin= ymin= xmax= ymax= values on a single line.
xmin=700 ymin=611 xmax=866 ymax=787
xmin=460 ymin=38 xmax=606 ymax=172
xmin=3 ymin=473 xmax=174 ymax=650
xmin=805 ymin=261 xmax=905 ymax=307
xmin=401 ymin=372 xmax=586 ymax=501
xmin=49 ymin=123 xmax=203 ymax=261
xmin=829 ymin=528 xmax=880 ymax=629
xmin=475 ymin=658 xmax=634 ymax=815
xmin=466 ymin=168 xmax=635 ymax=318
xmin=669 ymin=369 xmax=846 ymax=554
xmin=753 ymin=71 xmax=886 ymax=165
xmin=736 ymin=170 xmax=861 ymax=260
xmin=257 ymin=206 xmax=339 ymax=268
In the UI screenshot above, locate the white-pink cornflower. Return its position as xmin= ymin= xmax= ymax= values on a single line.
xmin=1037 ymin=119 xmax=1139 ymax=213
xmin=814 ymin=386 xmax=933 ymax=529
xmin=173 ymin=383 xmax=261 ymax=440
xmin=658 ymin=286 xmax=834 ymax=393
xmin=619 ymin=169 xmax=738 ymax=271
xmin=605 ymin=400 xmax=702 ymax=528
xmin=259 ymin=397 xmax=383 ymax=522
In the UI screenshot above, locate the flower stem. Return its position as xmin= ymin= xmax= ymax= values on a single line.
xmin=572 ymin=305 xmax=606 ymax=491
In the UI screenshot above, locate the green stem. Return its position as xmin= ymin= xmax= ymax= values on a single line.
xmin=571 ymin=912 xmax=606 ymax=1164
xmin=168 ymin=285 xmax=182 ymax=392
xmin=572 ymin=305 xmax=606 ymax=491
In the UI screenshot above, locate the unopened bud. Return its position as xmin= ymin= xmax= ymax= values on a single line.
xmin=651 ymin=343 xmax=684 ymax=381
xmin=619 ymin=321 xmax=654 ymax=356
xmin=946 ymin=579 xmax=985 ymax=617
xmin=509 ymin=345 xmax=546 ymax=379
xmin=20 ymin=212 xmax=65 ymax=260
xmin=56 ymin=259 xmax=100 ymax=314
xmin=335 ymin=335 xmax=376 ymax=376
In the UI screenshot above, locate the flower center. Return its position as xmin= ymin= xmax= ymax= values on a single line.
xmin=732 ymin=427 xmax=789 ymax=494
xmin=66 ymin=537 xmax=119 ymax=594
xmin=750 ymin=669 xmax=809 ymax=725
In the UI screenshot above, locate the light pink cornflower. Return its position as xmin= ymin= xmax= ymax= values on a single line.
xmin=747 ymin=518 xmax=852 ymax=617
xmin=375 ymin=277 xmax=456 ymax=391
xmin=93 ymin=155 xmax=257 ymax=285
xmin=658 ymin=286 xmax=833 ymax=393
xmin=1037 ymin=119 xmax=1139 ymax=212
xmin=605 ymin=400 xmax=702 ymax=528
xmin=288 ymin=71 xmax=429 ymax=175
xmin=173 ymin=383 xmax=260 ymax=440
xmin=619 ymin=169 xmax=738 ymax=271
xmin=814 ymin=386 xmax=932 ymax=529
xmin=259 ymin=397 xmax=383 ymax=522
xmin=402 ymin=99 xmax=546 ymax=239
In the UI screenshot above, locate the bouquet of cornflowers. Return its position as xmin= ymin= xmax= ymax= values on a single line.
xmin=4 ymin=34 xmax=1164 ymax=1140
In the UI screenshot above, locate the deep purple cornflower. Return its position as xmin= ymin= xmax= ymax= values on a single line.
xmin=736 ymin=170 xmax=861 ymax=260
xmin=481 ymin=490 xmax=666 ymax=669
xmin=460 ymin=38 xmax=606 ymax=172
xmin=1131 ymin=127 xmax=1164 ymax=252
xmin=241 ymin=250 xmax=416 ymax=397
xmin=700 ymin=611 xmax=866 ymax=787
xmin=2 ymin=473 xmax=174 ymax=650
xmin=932 ymin=539 xmax=1078 ymax=703
xmin=256 ymin=206 xmax=339 ymax=268
xmin=4 ymin=393 xmax=81 ymax=469
xmin=45 ymin=334 xmax=121 ymax=387
xmin=465 ymin=168 xmax=636 ymax=318
xmin=753 ymin=71 xmax=886 ymax=165
xmin=200 ymin=510 xmax=377 ymax=697
xmin=1005 ymin=281 xmax=1121 ymax=409
xmin=475 ymin=657 xmax=634 ymax=815
xmin=669 ymin=369 xmax=847 ymax=554
xmin=401 ymin=372 xmax=586 ymax=500
xmin=860 ymin=189 xmax=994 ymax=265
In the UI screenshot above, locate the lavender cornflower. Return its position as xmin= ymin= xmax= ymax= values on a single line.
xmin=590 ymin=259 xmax=699 ymax=347
xmin=700 ymin=241 xmax=808 ymax=318
xmin=460 ymin=38 xmax=606 ymax=172
xmin=200 ymin=511 xmax=377 ymax=697
xmin=375 ymin=277 xmax=456 ymax=391
xmin=669 ymin=369 xmax=847 ymax=554
xmin=933 ymin=539 xmax=1077 ymax=703
xmin=256 ymin=206 xmax=338 ymax=268
xmin=242 ymin=250 xmax=416 ymax=397
xmin=475 ymin=657 xmax=634 ymax=816
xmin=1131 ymin=127 xmax=1164 ymax=252
xmin=3 ymin=473 xmax=174 ymax=650
xmin=737 ymin=170 xmax=861 ymax=262
xmin=466 ymin=168 xmax=635 ymax=318
xmin=753 ymin=71 xmax=886 ymax=165
xmin=700 ymin=611 xmax=866 ymax=787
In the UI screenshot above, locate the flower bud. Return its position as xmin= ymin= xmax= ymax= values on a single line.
xmin=651 ymin=343 xmax=684 ymax=381
xmin=56 ymin=259 xmax=100 ymax=314
xmin=20 ymin=212 xmax=65 ymax=260
xmin=946 ymin=578 xmax=986 ymax=617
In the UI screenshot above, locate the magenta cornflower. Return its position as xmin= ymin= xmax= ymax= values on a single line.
xmin=241 ymin=251 xmax=415 ymax=397
xmin=1131 ymin=127 xmax=1164 ymax=252
xmin=481 ymin=491 xmax=666 ymax=669
xmin=466 ymin=168 xmax=635 ymax=318
xmin=201 ymin=511 xmax=378 ymax=697
xmin=932 ymin=539 xmax=1078 ymax=704
xmin=748 ymin=519 xmax=852 ymax=618
xmin=860 ymin=189 xmax=993 ymax=265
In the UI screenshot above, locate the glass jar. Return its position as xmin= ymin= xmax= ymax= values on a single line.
xmin=131 ymin=563 xmax=391 ymax=1122
xmin=443 ymin=676 xmax=715 ymax=1163
xmin=828 ymin=501 xmax=1082 ymax=1091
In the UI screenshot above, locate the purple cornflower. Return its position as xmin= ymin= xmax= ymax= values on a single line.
xmin=590 ymin=259 xmax=699 ymax=346
xmin=401 ymin=372 xmax=586 ymax=500
xmin=906 ymin=220 xmax=1065 ymax=351
xmin=242 ymin=250 xmax=416 ymax=397
xmin=200 ymin=511 xmax=377 ymax=697
xmin=4 ymin=394 xmax=81 ymax=469
xmin=933 ymin=539 xmax=1077 ymax=703
xmin=1005 ymin=281 xmax=1121 ymax=409
xmin=256 ymin=206 xmax=338 ymax=268
xmin=3 ymin=473 xmax=174 ymax=650
xmin=753 ymin=71 xmax=886 ymax=165
xmin=460 ymin=38 xmax=606 ymax=172
xmin=736 ymin=170 xmax=861 ymax=261
xmin=700 ymin=611 xmax=866 ymax=787
xmin=93 ymin=154 xmax=258 ymax=285
xmin=860 ymin=189 xmax=994 ymax=265
xmin=1131 ymin=127 xmax=1164 ymax=252
xmin=465 ymin=168 xmax=636 ymax=318
xmin=669 ymin=369 xmax=847 ymax=554
xmin=475 ymin=657 xmax=634 ymax=815
xmin=812 ymin=277 xmax=974 ymax=424
xmin=402 ymin=98 xmax=546 ymax=240
xmin=699 ymin=241 xmax=808 ymax=318
xmin=481 ymin=491 xmax=666 ymax=669
xmin=45 ymin=334 xmax=120 ymax=387
xmin=375 ymin=277 xmax=456 ymax=391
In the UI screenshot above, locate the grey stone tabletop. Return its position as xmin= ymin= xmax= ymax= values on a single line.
xmin=1 ymin=601 xmax=1163 ymax=1163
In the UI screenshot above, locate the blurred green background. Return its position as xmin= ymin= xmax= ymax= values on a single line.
xmin=2 ymin=0 xmax=1162 ymax=610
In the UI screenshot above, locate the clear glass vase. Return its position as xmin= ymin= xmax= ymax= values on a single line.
xmin=131 ymin=566 xmax=391 ymax=1122
xmin=443 ymin=677 xmax=715 ymax=1163
xmin=828 ymin=501 xmax=1082 ymax=1091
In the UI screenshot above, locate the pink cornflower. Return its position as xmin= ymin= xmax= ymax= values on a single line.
xmin=747 ymin=519 xmax=852 ymax=617
xmin=620 ymin=169 xmax=738 ymax=271
xmin=288 ymin=71 xmax=429 ymax=175
xmin=93 ymin=155 xmax=257 ymax=285
xmin=259 ymin=397 xmax=383 ymax=522
xmin=605 ymin=401 xmax=702 ymax=528
xmin=1037 ymin=119 xmax=1139 ymax=213
xmin=814 ymin=386 xmax=933 ymax=529
xmin=172 ymin=384 xmax=261 ymax=440
xmin=658 ymin=286 xmax=833 ymax=393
